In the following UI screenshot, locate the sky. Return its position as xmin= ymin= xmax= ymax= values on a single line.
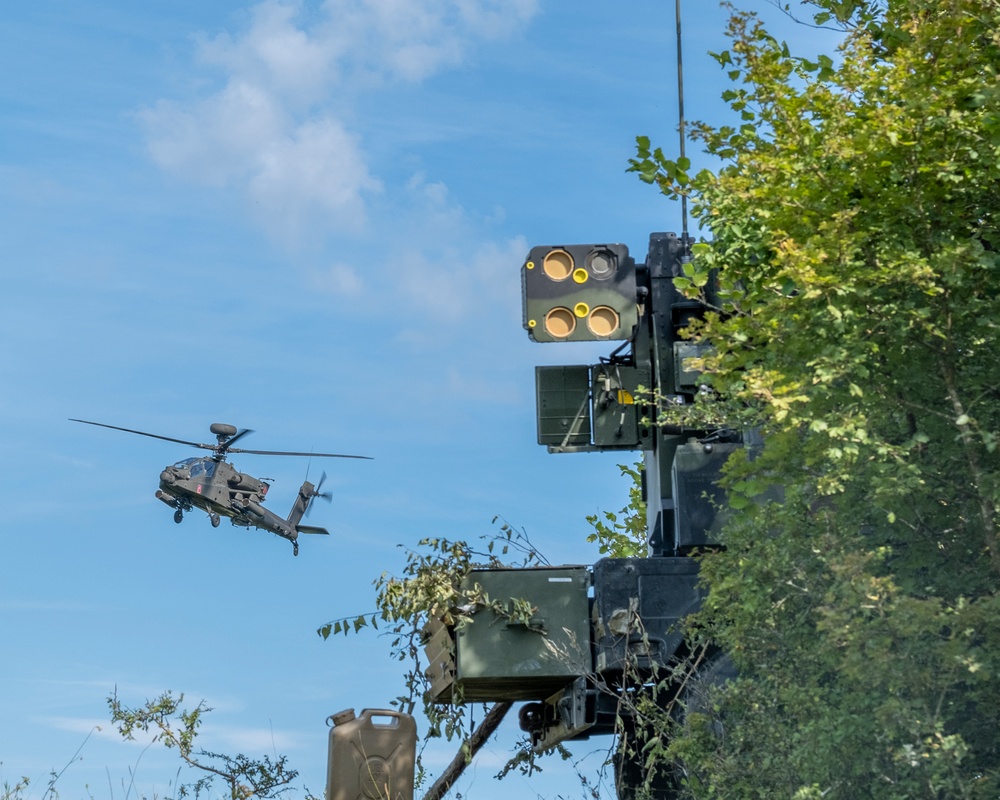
xmin=0 ymin=2 xmax=839 ymax=798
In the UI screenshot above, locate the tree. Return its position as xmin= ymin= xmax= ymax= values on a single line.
xmin=108 ymin=691 xmax=301 ymax=800
xmin=629 ymin=0 xmax=1000 ymax=796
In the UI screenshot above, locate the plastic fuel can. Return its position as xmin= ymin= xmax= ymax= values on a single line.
xmin=325 ymin=708 xmax=416 ymax=800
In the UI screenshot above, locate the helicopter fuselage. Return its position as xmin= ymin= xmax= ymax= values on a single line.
xmin=156 ymin=457 xmax=266 ymax=514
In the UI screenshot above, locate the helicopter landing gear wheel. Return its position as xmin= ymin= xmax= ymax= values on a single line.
xmin=173 ymin=509 xmax=183 ymax=524
xmin=293 ymin=541 xmax=299 ymax=557
xmin=210 ymin=513 xmax=221 ymax=528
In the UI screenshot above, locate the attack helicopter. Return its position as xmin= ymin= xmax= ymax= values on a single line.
xmin=70 ymin=419 xmax=371 ymax=556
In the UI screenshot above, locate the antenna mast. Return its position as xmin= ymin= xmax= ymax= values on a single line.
xmin=675 ymin=0 xmax=690 ymax=260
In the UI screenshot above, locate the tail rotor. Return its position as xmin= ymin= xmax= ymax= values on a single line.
xmin=306 ymin=471 xmax=333 ymax=517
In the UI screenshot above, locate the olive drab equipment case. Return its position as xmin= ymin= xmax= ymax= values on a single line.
xmin=424 ymin=566 xmax=591 ymax=703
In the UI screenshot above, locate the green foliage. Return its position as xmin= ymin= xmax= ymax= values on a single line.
xmin=107 ymin=691 xmax=301 ymax=800
xmin=633 ymin=0 xmax=1000 ymax=796
xmin=1 ymin=776 xmax=30 ymax=800
xmin=586 ymin=463 xmax=648 ymax=558
xmin=317 ymin=520 xmax=554 ymax=787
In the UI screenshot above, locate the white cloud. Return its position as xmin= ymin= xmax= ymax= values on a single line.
xmin=200 ymin=2 xmax=340 ymax=107
xmin=304 ymin=172 xmax=519 ymax=345
xmin=453 ymin=0 xmax=540 ymax=40
xmin=142 ymin=81 xmax=287 ymax=187
xmin=310 ymin=261 xmax=365 ymax=296
xmin=140 ymin=0 xmax=537 ymax=240
xmin=42 ymin=716 xmax=122 ymax=741
xmin=203 ymin=722 xmax=301 ymax=753
xmin=393 ymin=235 xmax=525 ymax=325
xmin=397 ymin=175 xmax=524 ymax=307
xmin=247 ymin=117 xmax=379 ymax=239
xmin=42 ymin=716 xmax=300 ymax=756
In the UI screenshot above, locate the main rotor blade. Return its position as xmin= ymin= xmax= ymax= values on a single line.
xmin=69 ymin=419 xmax=213 ymax=451
xmin=228 ymin=448 xmax=372 ymax=460
xmin=70 ymin=419 xmax=372 ymax=460
xmin=221 ymin=428 xmax=254 ymax=449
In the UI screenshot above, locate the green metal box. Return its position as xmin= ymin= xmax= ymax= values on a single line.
xmin=535 ymin=365 xmax=592 ymax=449
xmin=454 ymin=567 xmax=591 ymax=702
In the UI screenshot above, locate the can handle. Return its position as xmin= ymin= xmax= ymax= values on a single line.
xmin=360 ymin=709 xmax=403 ymax=728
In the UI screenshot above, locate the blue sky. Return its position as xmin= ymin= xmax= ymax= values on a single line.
xmin=0 ymin=2 xmax=837 ymax=798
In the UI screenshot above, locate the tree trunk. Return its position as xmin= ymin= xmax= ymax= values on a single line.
xmin=421 ymin=702 xmax=513 ymax=800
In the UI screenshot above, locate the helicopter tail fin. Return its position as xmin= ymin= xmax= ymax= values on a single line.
xmin=287 ymin=477 xmax=333 ymax=532
xmin=286 ymin=479 xmax=317 ymax=528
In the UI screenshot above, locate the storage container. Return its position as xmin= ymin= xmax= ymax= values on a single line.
xmin=454 ymin=566 xmax=591 ymax=701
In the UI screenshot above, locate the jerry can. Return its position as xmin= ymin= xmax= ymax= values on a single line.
xmin=326 ymin=708 xmax=416 ymax=800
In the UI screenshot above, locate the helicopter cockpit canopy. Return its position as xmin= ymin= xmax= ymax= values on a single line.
xmin=172 ymin=457 xmax=216 ymax=478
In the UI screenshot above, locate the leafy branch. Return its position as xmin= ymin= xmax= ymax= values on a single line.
xmin=107 ymin=691 xmax=301 ymax=800
xmin=585 ymin=463 xmax=648 ymax=558
xmin=317 ymin=519 xmax=553 ymax=793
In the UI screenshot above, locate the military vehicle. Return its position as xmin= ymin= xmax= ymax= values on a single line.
xmin=424 ymin=233 xmax=743 ymax=798
xmin=70 ymin=419 xmax=371 ymax=556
